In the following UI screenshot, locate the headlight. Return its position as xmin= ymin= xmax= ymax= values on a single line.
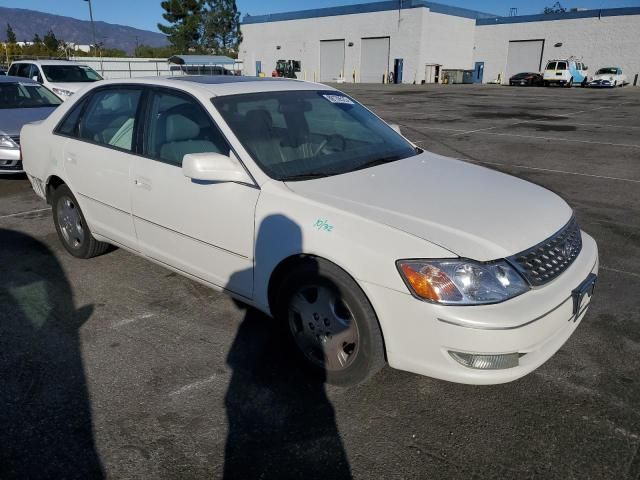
xmin=52 ymin=88 xmax=74 ymax=97
xmin=397 ymin=259 xmax=529 ymax=305
xmin=0 ymin=135 xmax=18 ymax=149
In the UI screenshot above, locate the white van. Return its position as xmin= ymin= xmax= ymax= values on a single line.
xmin=543 ymin=59 xmax=589 ymax=87
xmin=8 ymin=60 xmax=102 ymax=100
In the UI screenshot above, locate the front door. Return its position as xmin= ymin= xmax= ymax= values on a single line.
xmin=61 ymin=86 xmax=142 ymax=249
xmin=130 ymin=88 xmax=259 ymax=299
xmin=473 ymin=62 xmax=484 ymax=83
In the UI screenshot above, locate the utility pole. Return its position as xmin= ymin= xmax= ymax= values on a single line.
xmin=84 ymin=0 xmax=97 ymax=55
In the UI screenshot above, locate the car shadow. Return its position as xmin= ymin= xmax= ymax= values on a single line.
xmin=0 ymin=228 xmax=104 ymax=479
xmin=222 ymin=214 xmax=352 ymax=479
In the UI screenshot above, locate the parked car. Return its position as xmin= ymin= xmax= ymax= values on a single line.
xmin=588 ymin=67 xmax=627 ymax=88
xmin=0 ymin=76 xmax=62 ymax=174
xmin=543 ymin=59 xmax=589 ymax=87
xmin=509 ymin=72 xmax=543 ymax=86
xmin=8 ymin=60 xmax=102 ymax=100
xmin=0 ymin=66 xmax=7 ymax=76
xmin=21 ymin=77 xmax=599 ymax=386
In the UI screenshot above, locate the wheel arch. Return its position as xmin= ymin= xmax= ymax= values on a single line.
xmin=45 ymin=174 xmax=67 ymax=204
xmin=266 ymin=253 xmax=388 ymax=357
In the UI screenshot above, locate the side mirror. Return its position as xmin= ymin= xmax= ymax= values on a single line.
xmin=389 ymin=124 xmax=402 ymax=135
xmin=584 ymin=66 xmax=588 ymax=71
xmin=182 ymin=152 xmax=252 ymax=184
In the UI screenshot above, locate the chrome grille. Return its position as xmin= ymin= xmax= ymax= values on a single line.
xmin=10 ymin=135 xmax=20 ymax=146
xmin=508 ymin=217 xmax=582 ymax=287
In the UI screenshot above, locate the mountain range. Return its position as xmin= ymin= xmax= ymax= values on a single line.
xmin=0 ymin=7 xmax=168 ymax=53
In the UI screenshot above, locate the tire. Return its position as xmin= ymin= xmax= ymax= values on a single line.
xmin=275 ymin=258 xmax=386 ymax=386
xmin=581 ymin=78 xmax=588 ymax=87
xmin=543 ymin=81 xmax=549 ymax=87
xmin=567 ymin=78 xmax=573 ymax=88
xmin=51 ymin=184 xmax=109 ymax=259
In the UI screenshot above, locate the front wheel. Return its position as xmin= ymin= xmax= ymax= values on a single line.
xmin=276 ymin=259 xmax=386 ymax=386
xmin=52 ymin=184 xmax=109 ymax=259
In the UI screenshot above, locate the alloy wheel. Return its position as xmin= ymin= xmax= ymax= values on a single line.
xmin=57 ymin=195 xmax=85 ymax=249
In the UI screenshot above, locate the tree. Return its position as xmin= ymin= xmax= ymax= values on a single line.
xmin=543 ymin=2 xmax=566 ymax=14
xmin=43 ymin=30 xmax=60 ymax=52
xmin=158 ymin=0 xmax=203 ymax=53
xmin=202 ymin=0 xmax=242 ymax=57
xmin=32 ymin=33 xmax=42 ymax=45
xmin=6 ymin=23 xmax=17 ymax=44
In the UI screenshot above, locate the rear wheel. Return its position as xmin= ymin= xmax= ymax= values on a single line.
xmin=567 ymin=77 xmax=574 ymax=88
xmin=52 ymin=184 xmax=109 ymax=259
xmin=276 ymin=259 xmax=386 ymax=386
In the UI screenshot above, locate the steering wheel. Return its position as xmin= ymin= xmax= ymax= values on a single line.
xmin=312 ymin=134 xmax=347 ymax=156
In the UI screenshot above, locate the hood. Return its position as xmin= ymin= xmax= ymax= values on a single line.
xmin=48 ymin=82 xmax=93 ymax=94
xmin=286 ymin=152 xmax=573 ymax=261
xmin=0 ymin=107 xmax=57 ymax=136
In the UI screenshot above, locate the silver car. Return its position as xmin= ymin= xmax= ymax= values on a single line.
xmin=0 ymin=76 xmax=62 ymax=174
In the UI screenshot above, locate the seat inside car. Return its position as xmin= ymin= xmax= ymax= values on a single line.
xmin=159 ymin=113 xmax=218 ymax=165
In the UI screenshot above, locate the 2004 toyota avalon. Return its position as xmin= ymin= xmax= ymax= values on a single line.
xmin=21 ymin=77 xmax=598 ymax=386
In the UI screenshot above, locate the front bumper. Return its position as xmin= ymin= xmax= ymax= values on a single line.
xmin=363 ymin=232 xmax=599 ymax=385
xmin=0 ymin=147 xmax=23 ymax=174
xmin=589 ymin=80 xmax=615 ymax=88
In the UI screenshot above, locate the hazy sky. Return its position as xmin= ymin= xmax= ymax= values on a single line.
xmin=1 ymin=0 xmax=639 ymax=32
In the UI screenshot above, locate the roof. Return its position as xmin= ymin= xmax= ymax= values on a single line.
xmin=168 ymin=55 xmax=236 ymax=66
xmin=89 ymin=76 xmax=334 ymax=97
xmin=241 ymin=0 xmax=495 ymax=24
xmin=0 ymin=75 xmax=39 ymax=84
xmin=477 ymin=6 xmax=640 ymax=25
xmin=10 ymin=59 xmax=89 ymax=65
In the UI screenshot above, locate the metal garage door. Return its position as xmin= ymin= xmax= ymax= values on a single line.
xmin=320 ymin=40 xmax=345 ymax=82
xmin=505 ymin=40 xmax=544 ymax=79
xmin=361 ymin=37 xmax=390 ymax=83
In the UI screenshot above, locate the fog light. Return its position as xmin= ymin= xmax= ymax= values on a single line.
xmin=449 ymin=351 xmax=519 ymax=370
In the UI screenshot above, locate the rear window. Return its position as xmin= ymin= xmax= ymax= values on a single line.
xmin=546 ymin=62 xmax=556 ymax=70
xmin=556 ymin=62 xmax=567 ymax=70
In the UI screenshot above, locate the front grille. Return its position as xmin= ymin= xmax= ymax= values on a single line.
xmin=508 ymin=217 xmax=582 ymax=287
xmin=10 ymin=135 xmax=20 ymax=146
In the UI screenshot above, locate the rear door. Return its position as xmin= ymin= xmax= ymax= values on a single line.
xmin=59 ymin=86 xmax=143 ymax=249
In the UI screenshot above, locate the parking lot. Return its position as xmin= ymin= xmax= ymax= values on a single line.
xmin=1 ymin=84 xmax=639 ymax=479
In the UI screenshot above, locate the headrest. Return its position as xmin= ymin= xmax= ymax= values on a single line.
xmin=245 ymin=109 xmax=273 ymax=130
xmin=165 ymin=114 xmax=200 ymax=143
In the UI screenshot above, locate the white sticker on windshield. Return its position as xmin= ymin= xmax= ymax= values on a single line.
xmin=323 ymin=94 xmax=354 ymax=105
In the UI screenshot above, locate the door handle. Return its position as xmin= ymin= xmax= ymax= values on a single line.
xmin=134 ymin=177 xmax=152 ymax=190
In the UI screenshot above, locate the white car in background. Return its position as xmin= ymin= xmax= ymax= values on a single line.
xmin=8 ymin=60 xmax=102 ymax=99
xmin=21 ymin=77 xmax=598 ymax=386
xmin=588 ymin=67 xmax=627 ymax=88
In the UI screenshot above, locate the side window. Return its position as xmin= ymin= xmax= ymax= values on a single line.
xmin=8 ymin=64 xmax=19 ymax=76
xmin=145 ymin=90 xmax=230 ymax=166
xmin=28 ymin=64 xmax=42 ymax=82
xmin=78 ymin=89 xmax=142 ymax=151
xmin=17 ymin=64 xmax=32 ymax=78
xmin=56 ymin=96 xmax=90 ymax=137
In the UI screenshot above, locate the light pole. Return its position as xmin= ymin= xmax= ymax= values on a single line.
xmin=84 ymin=0 xmax=97 ymax=55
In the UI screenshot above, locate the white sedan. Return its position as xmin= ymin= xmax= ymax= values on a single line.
xmin=21 ymin=77 xmax=599 ymax=386
xmin=588 ymin=67 xmax=627 ymax=88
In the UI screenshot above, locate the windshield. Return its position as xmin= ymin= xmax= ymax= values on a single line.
xmin=213 ymin=90 xmax=418 ymax=181
xmin=42 ymin=65 xmax=102 ymax=83
xmin=0 ymin=82 xmax=62 ymax=109
xmin=597 ymin=68 xmax=618 ymax=75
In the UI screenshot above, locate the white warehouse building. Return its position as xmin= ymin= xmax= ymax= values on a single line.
xmin=239 ymin=0 xmax=640 ymax=85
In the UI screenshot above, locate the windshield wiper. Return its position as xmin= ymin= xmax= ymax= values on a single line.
xmin=348 ymin=154 xmax=403 ymax=173
xmin=282 ymin=172 xmax=335 ymax=181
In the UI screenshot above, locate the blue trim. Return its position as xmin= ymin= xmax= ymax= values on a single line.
xmin=477 ymin=7 xmax=640 ymax=26
xmin=241 ymin=0 xmax=495 ymax=24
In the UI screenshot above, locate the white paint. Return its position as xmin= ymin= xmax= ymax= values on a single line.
xmin=0 ymin=207 xmax=51 ymax=220
xmin=169 ymin=374 xmax=219 ymax=397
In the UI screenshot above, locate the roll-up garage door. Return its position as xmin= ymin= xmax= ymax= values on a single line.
xmin=360 ymin=37 xmax=390 ymax=83
xmin=505 ymin=40 xmax=544 ymax=79
xmin=320 ymin=40 xmax=345 ymax=82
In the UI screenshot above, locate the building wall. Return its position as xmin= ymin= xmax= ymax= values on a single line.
xmin=422 ymin=12 xmax=475 ymax=72
xmin=241 ymin=8 xmax=431 ymax=83
xmin=474 ymin=14 xmax=640 ymax=84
